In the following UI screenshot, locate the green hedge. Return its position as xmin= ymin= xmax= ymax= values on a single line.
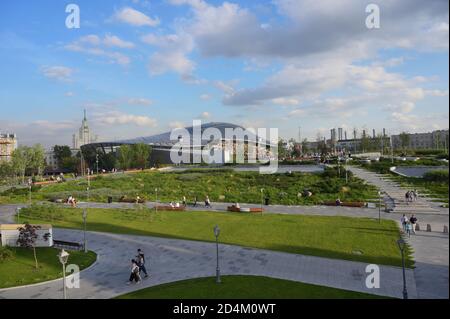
xmin=423 ymin=170 xmax=449 ymax=182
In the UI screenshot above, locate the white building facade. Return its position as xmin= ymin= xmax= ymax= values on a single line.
xmin=0 ymin=133 xmax=17 ymax=162
xmin=72 ymin=110 xmax=98 ymax=150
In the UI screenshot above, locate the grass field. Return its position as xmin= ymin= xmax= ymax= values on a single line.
xmin=0 ymin=247 xmax=96 ymax=289
xmin=0 ymin=168 xmax=378 ymax=205
xmin=116 ymin=275 xmax=389 ymax=299
xmin=17 ymin=204 xmax=413 ymax=267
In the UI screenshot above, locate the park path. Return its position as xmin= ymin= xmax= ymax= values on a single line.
xmin=347 ymin=166 xmax=449 ymax=299
xmin=0 ymin=227 xmax=416 ymax=299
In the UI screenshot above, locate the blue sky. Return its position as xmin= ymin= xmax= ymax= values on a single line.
xmin=0 ymin=0 xmax=448 ymax=147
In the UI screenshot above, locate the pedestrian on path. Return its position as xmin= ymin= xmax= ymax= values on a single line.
xmin=410 ymin=214 xmax=418 ymax=234
xmin=406 ymin=222 xmax=412 ymax=238
xmin=136 ymin=249 xmax=149 ymax=278
xmin=182 ymin=196 xmax=187 ymax=207
xmin=205 ymin=195 xmax=212 ymax=208
xmin=127 ymin=259 xmax=141 ymax=284
xmin=413 ymin=189 xmax=419 ymax=201
xmin=401 ymin=214 xmax=408 ymax=232
xmin=193 ymin=195 xmax=198 ymax=207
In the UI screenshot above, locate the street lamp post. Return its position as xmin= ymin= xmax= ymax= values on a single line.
xmin=16 ymin=207 xmax=21 ymax=223
xmin=82 ymin=209 xmax=88 ymax=253
xmin=57 ymin=249 xmax=70 ymax=299
xmin=87 ymin=168 xmax=90 ymax=203
xmin=260 ymin=188 xmax=264 ymax=212
xmin=155 ymin=188 xmax=158 ymax=212
xmin=345 ymin=156 xmax=348 ymax=184
xmin=397 ymin=239 xmax=408 ymax=299
xmin=28 ymin=179 xmax=32 ymax=205
xmin=96 ymin=154 xmax=99 ymax=175
xmin=378 ymin=191 xmax=383 ymax=224
xmin=214 ymin=225 xmax=221 ymax=284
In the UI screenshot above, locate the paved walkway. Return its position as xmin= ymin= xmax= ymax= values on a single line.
xmin=0 ymin=228 xmax=416 ymax=299
xmin=347 ymin=167 xmax=449 ymax=299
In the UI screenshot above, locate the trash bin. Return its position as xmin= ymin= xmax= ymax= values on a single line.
xmin=108 ymin=196 xmax=113 ymax=204
xmin=264 ymin=197 xmax=270 ymax=205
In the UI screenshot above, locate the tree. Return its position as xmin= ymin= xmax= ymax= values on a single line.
xmin=117 ymin=145 xmax=133 ymax=170
xmin=301 ymin=138 xmax=309 ymax=155
xmin=277 ymin=139 xmax=289 ymax=160
xmin=11 ymin=146 xmax=32 ymax=183
xmin=132 ymin=143 xmax=151 ymax=169
xmin=399 ymin=132 xmax=410 ymax=151
xmin=16 ymin=223 xmax=51 ymax=269
xmin=99 ymin=152 xmax=117 ymax=171
xmin=360 ymin=132 xmax=370 ymax=153
xmin=53 ymin=145 xmax=72 ymax=166
xmin=29 ymin=144 xmax=46 ymax=176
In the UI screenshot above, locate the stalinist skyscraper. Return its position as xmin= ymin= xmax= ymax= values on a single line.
xmin=72 ymin=110 xmax=98 ymax=149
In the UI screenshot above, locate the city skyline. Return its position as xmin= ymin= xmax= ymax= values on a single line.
xmin=0 ymin=0 xmax=449 ymax=148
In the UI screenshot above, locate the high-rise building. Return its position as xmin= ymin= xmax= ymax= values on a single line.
xmin=72 ymin=110 xmax=98 ymax=150
xmin=0 ymin=133 xmax=17 ymax=162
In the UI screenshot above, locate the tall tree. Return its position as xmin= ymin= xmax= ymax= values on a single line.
xmin=29 ymin=144 xmax=46 ymax=176
xmin=11 ymin=146 xmax=32 ymax=183
xmin=53 ymin=145 xmax=72 ymax=166
xmin=399 ymin=132 xmax=410 ymax=151
xmin=301 ymin=138 xmax=309 ymax=155
xmin=117 ymin=145 xmax=133 ymax=170
xmin=132 ymin=143 xmax=151 ymax=169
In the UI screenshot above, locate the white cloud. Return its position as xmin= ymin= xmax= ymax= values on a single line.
xmin=200 ymin=94 xmax=211 ymax=101
xmin=103 ymin=35 xmax=135 ymax=48
xmin=272 ymin=97 xmax=300 ymax=106
xmin=199 ymin=111 xmax=211 ymax=119
xmin=65 ymin=91 xmax=74 ymax=97
xmin=169 ymin=121 xmax=186 ymax=129
xmin=65 ymin=35 xmax=132 ymax=65
xmin=113 ymin=7 xmax=160 ymax=27
xmin=127 ymin=98 xmax=153 ymax=106
xmin=148 ymin=51 xmax=195 ymax=76
xmin=41 ymin=66 xmax=74 ymax=81
xmin=100 ymin=111 xmax=157 ymax=127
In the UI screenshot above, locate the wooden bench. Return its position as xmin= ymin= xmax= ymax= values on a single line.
xmin=119 ymin=197 xmax=146 ymax=204
xmin=155 ymin=206 xmax=186 ymax=211
xmin=322 ymin=201 xmax=366 ymax=208
xmin=227 ymin=206 xmax=263 ymax=213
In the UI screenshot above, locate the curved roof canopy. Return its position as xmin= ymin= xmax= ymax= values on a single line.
xmin=84 ymin=122 xmax=271 ymax=149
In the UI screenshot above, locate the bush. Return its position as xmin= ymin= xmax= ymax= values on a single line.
xmin=0 ymin=246 xmax=14 ymax=262
xmin=423 ymin=170 xmax=449 ymax=182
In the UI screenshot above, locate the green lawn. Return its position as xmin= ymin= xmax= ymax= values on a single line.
xmin=1 ymin=168 xmax=378 ymax=205
xmin=0 ymin=247 xmax=96 ymax=288
xmin=17 ymin=204 xmax=413 ymax=267
xmin=116 ymin=275 xmax=389 ymax=299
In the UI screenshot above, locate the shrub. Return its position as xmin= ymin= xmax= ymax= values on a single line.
xmin=0 ymin=246 xmax=14 ymax=262
xmin=423 ymin=170 xmax=449 ymax=182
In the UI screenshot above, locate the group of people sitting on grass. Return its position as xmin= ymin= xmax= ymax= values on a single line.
xmin=127 ymin=248 xmax=149 ymax=284
xmin=405 ymin=190 xmax=419 ymax=203
xmin=401 ymin=214 xmax=418 ymax=237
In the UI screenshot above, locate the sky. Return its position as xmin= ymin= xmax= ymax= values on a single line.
xmin=0 ymin=0 xmax=448 ymax=148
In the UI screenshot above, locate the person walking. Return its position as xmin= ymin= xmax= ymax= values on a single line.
xmin=193 ymin=195 xmax=198 ymax=207
xmin=413 ymin=189 xmax=418 ymax=201
xmin=401 ymin=214 xmax=408 ymax=232
xmin=182 ymin=196 xmax=187 ymax=207
xmin=127 ymin=259 xmax=141 ymax=284
xmin=205 ymin=195 xmax=211 ymax=208
xmin=410 ymin=214 xmax=418 ymax=234
xmin=136 ymin=249 xmax=149 ymax=278
xmin=406 ymin=222 xmax=412 ymax=238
